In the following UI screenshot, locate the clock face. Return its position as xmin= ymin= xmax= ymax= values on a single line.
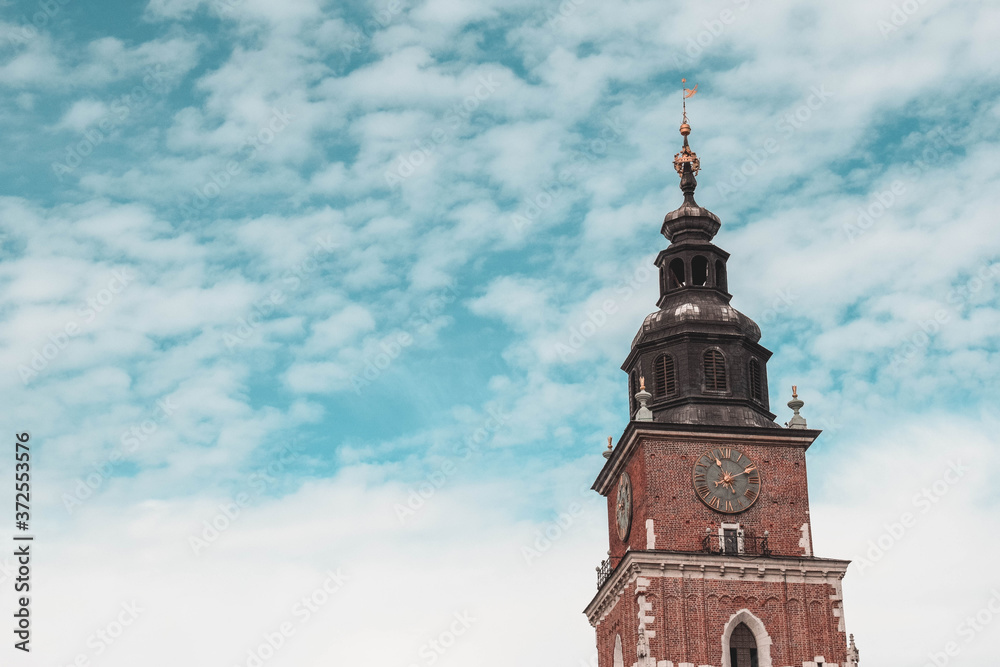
xmin=693 ymin=447 xmax=761 ymax=514
xmin=615 ymin=473 xmax=632 ymax=541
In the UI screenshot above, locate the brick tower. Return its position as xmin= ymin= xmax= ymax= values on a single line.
xmin=584 ymin=108 xmax=857 ymax=667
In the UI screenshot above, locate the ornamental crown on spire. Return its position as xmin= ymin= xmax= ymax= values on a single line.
xmin=672 ymin=79 xmax=701 ymax=177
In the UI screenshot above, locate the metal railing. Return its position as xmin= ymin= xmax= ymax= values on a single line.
xmin=701 ymin=532 xmax=771 ymax=557
xmin=596 ymin=532 xmax=771 ymax=590
xmin=596 ymin=557 xmax=618 ymax=589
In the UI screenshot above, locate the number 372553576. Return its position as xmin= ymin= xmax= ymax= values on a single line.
xmin=15 ymin=432 xmax=30 ymax=523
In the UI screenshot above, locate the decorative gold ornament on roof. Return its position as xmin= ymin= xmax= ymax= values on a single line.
xmin=673 ymin=79 xmax=701 ymax=177
xmin=673 ymin=139 xmax=700 ymax=177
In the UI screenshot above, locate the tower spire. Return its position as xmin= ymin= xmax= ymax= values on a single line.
xmin=673 ymin=79 xmax=701 ymax=207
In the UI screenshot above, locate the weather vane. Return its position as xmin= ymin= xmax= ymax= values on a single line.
xmin=681 ymin=78 xmax=697 ymax=123
xmin=673 ymin=78 xmax=700 ymax=177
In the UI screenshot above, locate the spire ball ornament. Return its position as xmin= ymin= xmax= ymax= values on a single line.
xmin=673 ymin=79 xmax=701 ymax=177
xmin=672 ymin=126 xmax=701 ymax=177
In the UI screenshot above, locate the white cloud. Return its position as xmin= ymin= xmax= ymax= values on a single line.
xmin=1 ymin=1 xmax=998 ymax=664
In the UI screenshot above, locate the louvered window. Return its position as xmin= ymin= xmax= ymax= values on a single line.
xmin=703 ymin=350 xmax=727 ymax=391
xmin=749 ymin=359 xmax=763 ymax=402
xmin=653 ymin=354 xmax=676 ymax=397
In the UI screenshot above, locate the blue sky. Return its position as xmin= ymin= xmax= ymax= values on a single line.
xmin=1 ymin=0 xmax=999 ymax=665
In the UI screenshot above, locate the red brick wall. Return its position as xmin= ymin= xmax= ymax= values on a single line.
xmin=596 ymin=576 xmax=848 ymax=667
xmin=596 ymin=432 xmax=843 ymax=666
xmin=605 ymin=436 xmax=813 ymax=559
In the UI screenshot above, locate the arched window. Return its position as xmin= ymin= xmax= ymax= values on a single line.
xmin=668 ymin=258 xmax=686 ymax=289
xmin=629 ymin=370 xmax=639 ymax=416
xmin=749 ymin=359 xmax=763 ymax=402
xmin=715 ymin=259 xmax=728 ymax=292
xmin=704 ymin=350 xmax=727 ymax=391
xmin=692 ymin=255 xmax=709 ymax=286
xmin=653 ymin=354 xmax=676 ymax=397
xmin=729 ymin=622 xmax=758 ymax=667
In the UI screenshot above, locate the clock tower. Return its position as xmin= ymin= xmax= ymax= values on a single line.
xmin=585 ymin=110 xmax=858 ymax=667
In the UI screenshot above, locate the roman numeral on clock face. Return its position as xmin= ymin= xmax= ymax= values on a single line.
xmin=693 ymin=446 xmax=761 ymax=514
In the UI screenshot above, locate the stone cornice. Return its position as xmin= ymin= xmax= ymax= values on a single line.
xmin=583 ymin=550 xmax=850 ymax=627
xmin=593 ymin=423 xmax=821 ymax=496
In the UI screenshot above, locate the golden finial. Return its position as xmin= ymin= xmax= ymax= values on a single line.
xmin=639 ymin=376 xmax=646 ymax=392
xmin=603 ymin=436 xmax=614 ymax=459
xmin=673 ymin=78 xmax=700 ymax=177
xmin=792 ymin=385 xmax=798 ymax=399
xmin=607 ymin=436 xmax=613 ymax=450
xmin=679 ymin=78 xmax=695 ymax=136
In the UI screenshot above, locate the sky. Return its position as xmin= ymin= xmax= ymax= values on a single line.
xmin=0 ymin=0 xmax=998 ymax=665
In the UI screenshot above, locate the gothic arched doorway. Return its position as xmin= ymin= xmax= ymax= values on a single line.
xmin=729 ymin=622 xmax=758 ymax=667
xmin=721 ymin=610 xmax=772 ymax=667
